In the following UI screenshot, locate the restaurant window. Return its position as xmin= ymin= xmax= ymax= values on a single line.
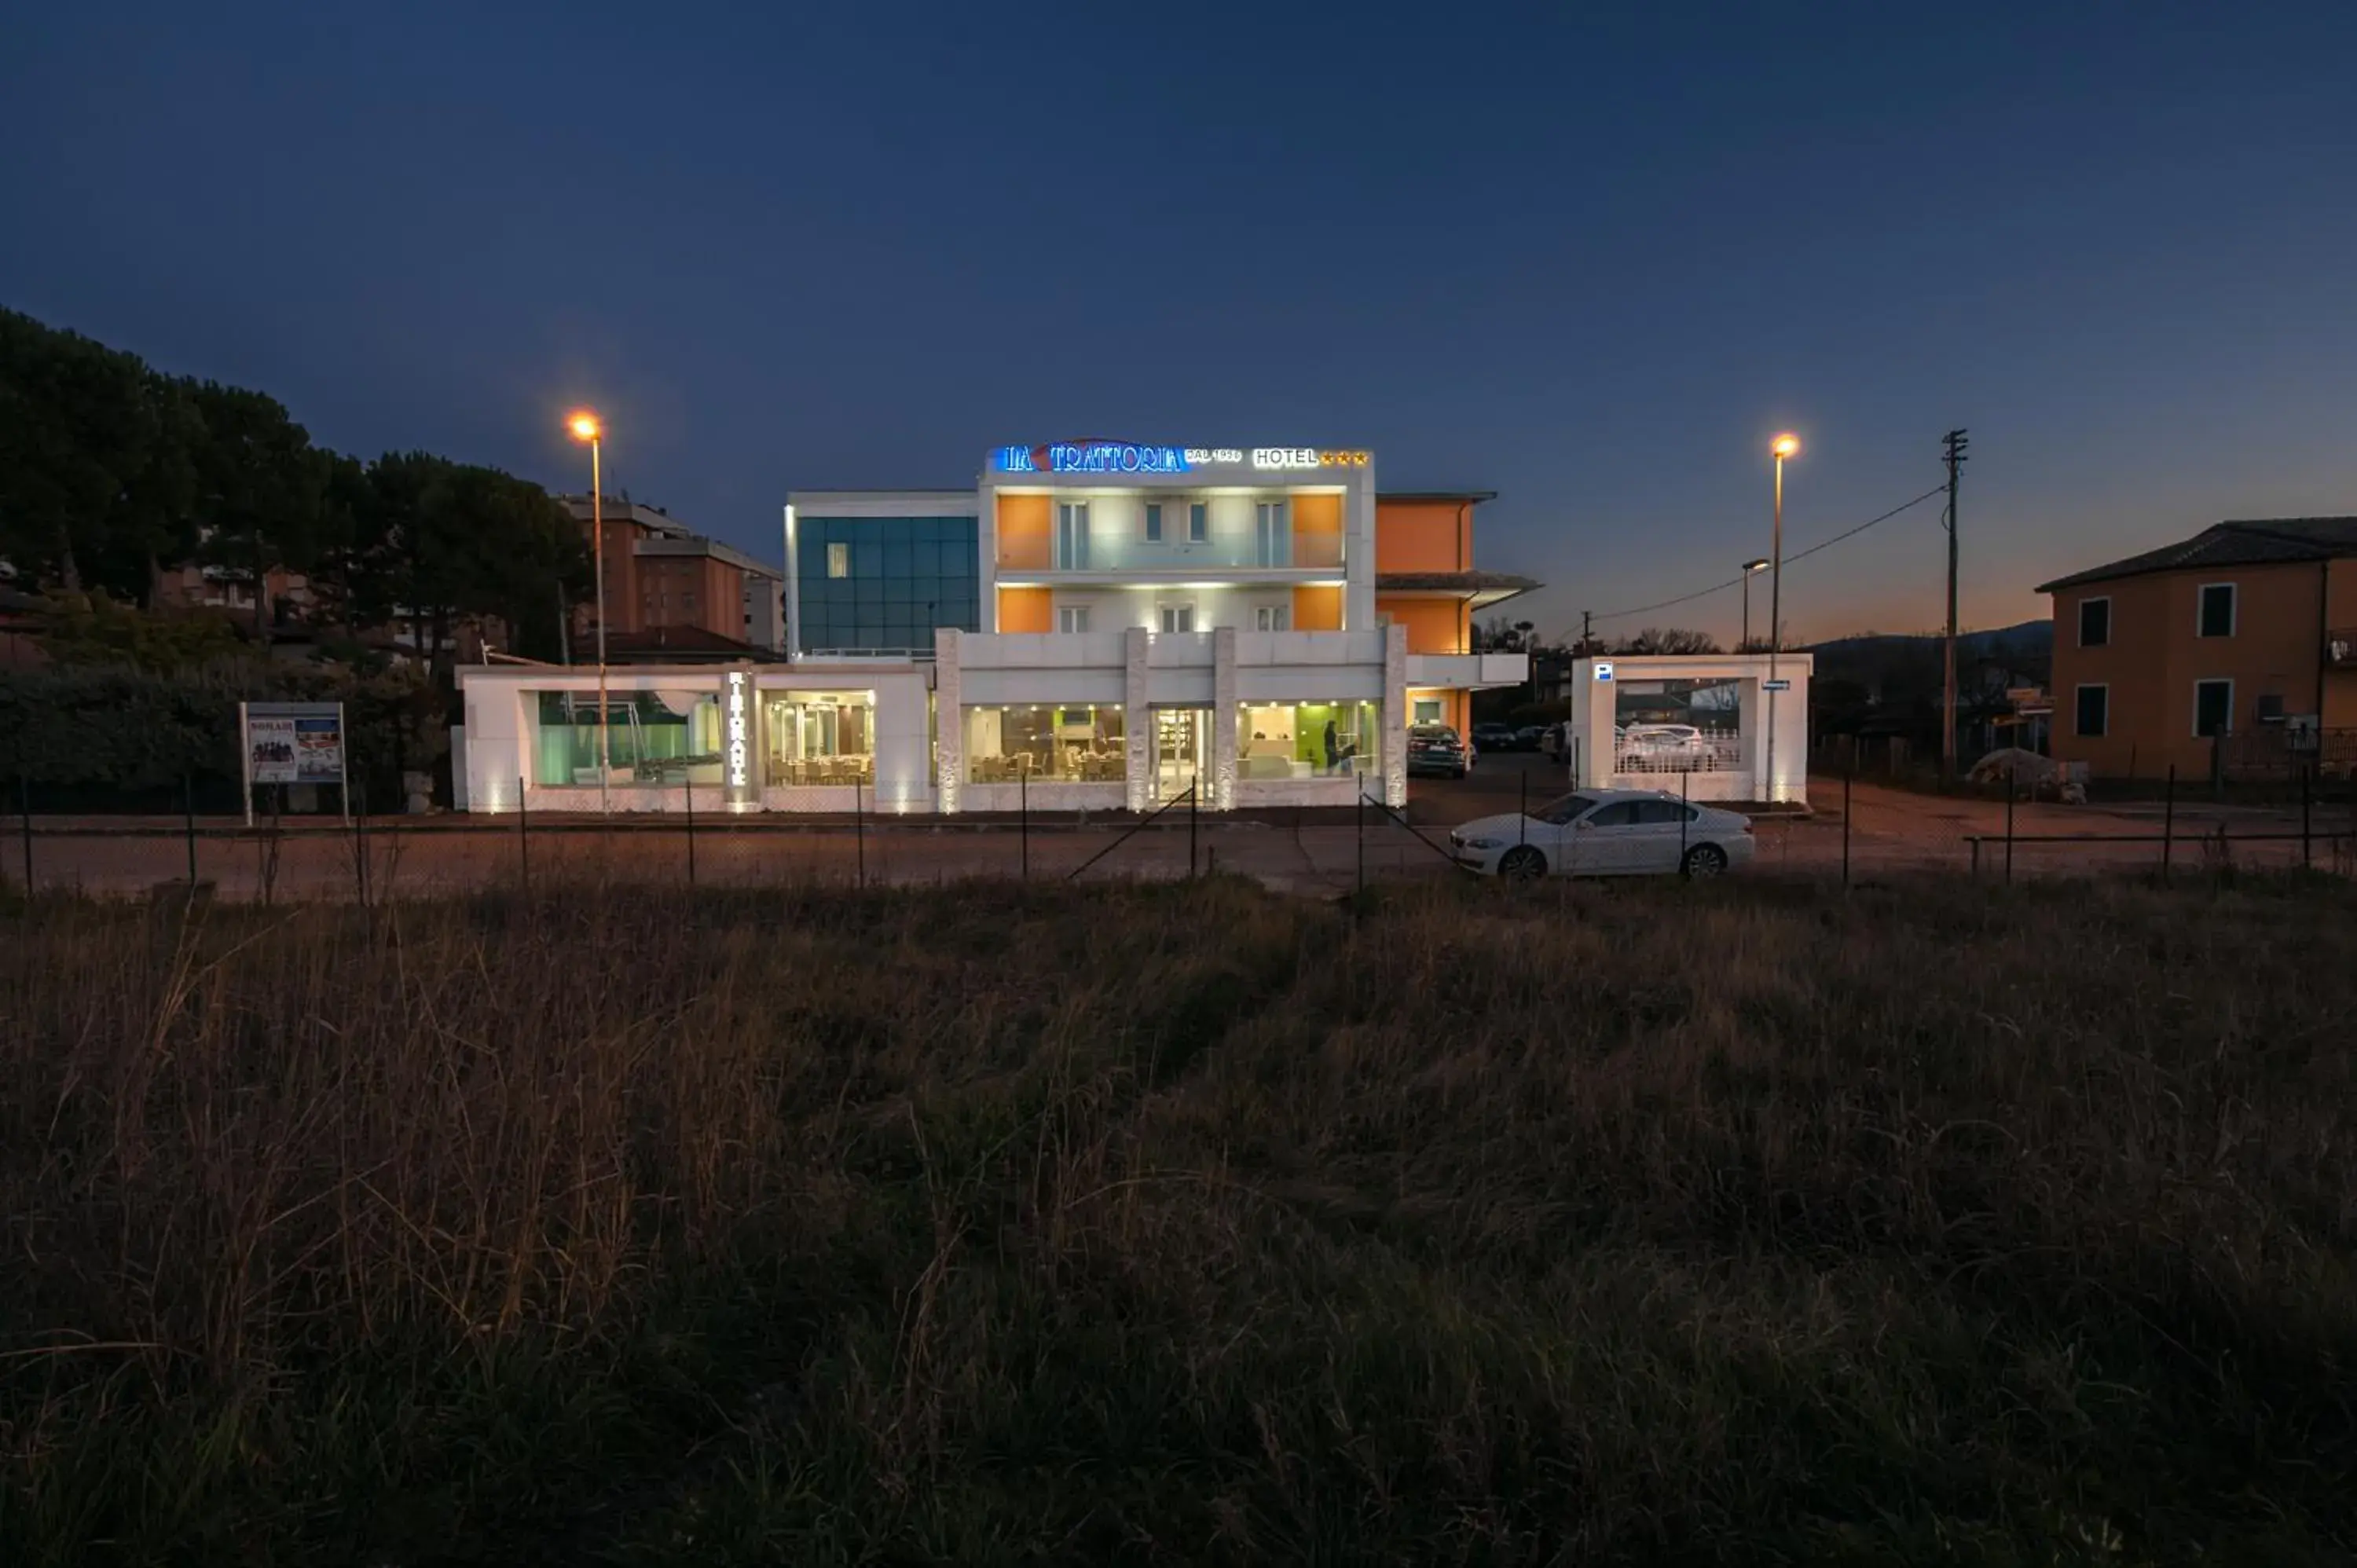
xmin=533 ymin=689 xmax=721 ymax=786
xmin=2078 ymin=597 xmax=2110 ymax=647
xmin=963 ymin=704 xmax=1127 ymax=783
xmin=764 ymin=691 xmax=875 ymax=785
xmin=2198 ymin=583 xmax=2235 ymax=638
xmin=1237 ymin=700 xmax=1379 ymax=781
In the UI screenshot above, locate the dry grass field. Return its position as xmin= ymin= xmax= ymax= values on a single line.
xmin=2 ymin=873 xmax=2354 ymax=1563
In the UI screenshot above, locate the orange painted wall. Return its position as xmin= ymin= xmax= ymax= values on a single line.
xmin=1292 ymin=584 xmax=1343 ymax=631
xmin=997 ymin=495 xmax=1051 ymax=569
xmin=1408 ymin=689 xmax=1468 ymax=735
xmin=1377 ymin=595 xmax=1468 ymax=654
xmin=1293 ymin=492 xmax=1343 ymax=570
xmin=1374 ymin=499 xmax=1470 ymax=573
xmin=2049 ymin=560 xmax=2340 ymax=778
xmin=996 ymin=586 xmax=1053 ymax=633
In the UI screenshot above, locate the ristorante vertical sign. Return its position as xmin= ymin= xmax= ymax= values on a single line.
xmin=724 ymin=669 xmax=757 ymax=809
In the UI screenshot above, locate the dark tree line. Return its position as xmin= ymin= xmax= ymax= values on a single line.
xmin=0 ymin=309 xmax=588 ymax=668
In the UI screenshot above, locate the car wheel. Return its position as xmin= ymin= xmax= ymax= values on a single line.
xmin=1681 ymin=844 xmax=1728 ymax=879
xmin=1497 ymin=846 xmax=1546 ymax=882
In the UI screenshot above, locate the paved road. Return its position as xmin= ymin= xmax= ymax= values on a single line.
xmin=9 ymin=770 xmax=2348 ymax=901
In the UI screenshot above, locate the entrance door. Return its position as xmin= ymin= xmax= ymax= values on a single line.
xmin=1153 ymin=708 xmax=1208 ymax=802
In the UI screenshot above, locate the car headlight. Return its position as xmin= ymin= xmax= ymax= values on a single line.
xmin=1464 ymin=837 xmax=1505 ymax=850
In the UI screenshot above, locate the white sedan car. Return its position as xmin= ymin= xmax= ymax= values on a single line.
xmin=1448 ymin=788 xmax=1756 ymax=880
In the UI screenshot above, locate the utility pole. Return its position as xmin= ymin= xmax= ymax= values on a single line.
xmin=1580 ymin=610 xmax=1593 ymax=651
xmin=1941 ymin=429 xmax=1970 ymax=776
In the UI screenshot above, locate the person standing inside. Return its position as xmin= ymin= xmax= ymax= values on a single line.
xmin=1322 ymin=717 xmax=1339 ymax=775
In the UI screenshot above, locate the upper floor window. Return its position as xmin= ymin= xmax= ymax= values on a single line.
xmin=1188 ymin=502 xmax=1208 ymax=544
xmin=1056 ymin=502 xmax=1090 ymax=570
xmin=1058 ymin=605 xmax=1090 ymax=633
xmin=1255 ymin=604 xmax=1290 ymax=631
xmin=1143 ymin=502 xmax=1163 ymax=544
xmin=1159 ymin=604 xmax=1196 ymax=634
xmin=827 ymin=542 xmax=849 ymax=579
xmin=2078 ymin=597 xmax=2110 ymax=648
xmin=2198 ymin=583 xmax=2235 ymax=638
xmin=1255 ymin=500 xmax=1290 ymax=566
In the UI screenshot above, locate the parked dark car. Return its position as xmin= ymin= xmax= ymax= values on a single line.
xmin=1513 ymin=725 xmax=1546 ymax=751
xmin=1406 ymin=724 xmax=1473 ymax=779
xmin=1471 ymin=723 xmax=1515 ymax=753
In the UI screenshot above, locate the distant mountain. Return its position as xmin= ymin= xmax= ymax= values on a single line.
xmin=1807 ymin=619 xmax=2051 ymax=657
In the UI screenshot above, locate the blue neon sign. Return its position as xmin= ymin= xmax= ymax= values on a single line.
xmin=992 ymin=442 xmax=1192 ymax=474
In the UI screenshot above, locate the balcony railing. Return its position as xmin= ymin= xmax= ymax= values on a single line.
xmin=999 ymin=532 xmax=1343 ymax=574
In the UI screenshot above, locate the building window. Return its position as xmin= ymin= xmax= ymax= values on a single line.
xmin=1255 ymin=604 xmax=1290 ymax=631
xmin=763 ymin=691 xmax=874 ymax=786
xmin=2254 ymin=693 xmax=2286 ymax=724
xmin=1413 ymin=698 xmax=1443 ymax=725
xmin=1239 ymin=700 xmax=1378 ymax=781
xmin=2194 ymin=679 xmax=2233 ymax=738
xmin=1058 ymin=606 xmax=1090 ymax=633
xmin=1608 ymin=677 xmax=1746 ymax=773
xmin=827 ymin=542 xmax=849 ymax=579
xmin=2078 ymin=597 xmax=2110 ymax=647
xmin=1143 ymin=502 xmax=1162 ymax=544
xmin=963 ymin=704 xmax=1126 ymax=783
xmin=2074 ymin=683 xmax=2108 ymax=738
xmin=1056 ymin=502 xmax=1090 ymax=569
xmin=1159 ymin=604 xmax=1195 ymax=634
xmin=1255 ymin=500 xmax=1290 ymax=566
xmin=532 ymin=690 xmax=721 ymax=786
xmin=2198 ymin=583 xmax=2235 ymax=638
xmin=1188 ymin=502 xmax=1208 ymax=544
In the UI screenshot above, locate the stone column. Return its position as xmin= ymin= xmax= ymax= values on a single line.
xmin=1124 ymin=626 xmax=1152 ymax=813
xmin=1382 ymin=624 xmax=1409 ymax=809
xmin=934 ymin=627 xmax=962 ymax=813
xmin=1211 ymin=625 xmax=1238 ymax=810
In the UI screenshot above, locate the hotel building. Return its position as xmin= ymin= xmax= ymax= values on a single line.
xmin=455 ymin=443 xmax=1534 ymax=814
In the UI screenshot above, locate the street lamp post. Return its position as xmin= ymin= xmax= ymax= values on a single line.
xmin=568 ymin=411 xmax=609 ymax=815
xmin=1765 ymin=435 xmax=1800 ymax=805
xmin=1739 ymin=557 xmax=1769 ymax=650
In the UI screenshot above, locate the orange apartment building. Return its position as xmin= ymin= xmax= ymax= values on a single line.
xmin=2040 ymin=517 xmax=2357 ymax=779
xmin=563 ymin=496 xmax=784 ymax=657
xmin=1373 ymin=489 xmax=1535 ymax=735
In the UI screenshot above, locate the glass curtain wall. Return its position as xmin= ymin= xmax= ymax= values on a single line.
xmin=1237 ymin=700 xmax=1380 ymax=780
xmin=532 ymin=691 xmax=722 ymax=786
xmin=764 ymin=691 xmax=875 ymax=785
xmin=964 ymin=704 xmax=1127 ymax=783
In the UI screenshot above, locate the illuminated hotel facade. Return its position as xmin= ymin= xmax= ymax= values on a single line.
xmin=454 ymin=442 xmax=1532 ymax=814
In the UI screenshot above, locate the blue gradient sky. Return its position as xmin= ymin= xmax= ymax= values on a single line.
xmin=8 ymin=2 xmax=2355 ymax=644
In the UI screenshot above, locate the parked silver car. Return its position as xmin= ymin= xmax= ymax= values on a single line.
xmin=1448 ymin=788 xmax=1755 ymax=880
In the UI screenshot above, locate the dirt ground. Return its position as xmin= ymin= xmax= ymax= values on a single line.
xmin=8 ymin=764 xmax=2351 ymax=901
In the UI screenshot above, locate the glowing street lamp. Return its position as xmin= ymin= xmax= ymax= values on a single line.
xmin=1765 ymin=434 xmax=1800 ymax=804
xmin=567 ymin=410 xmax=610 ymax=816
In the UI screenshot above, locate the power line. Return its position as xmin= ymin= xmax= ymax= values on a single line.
xmin=1587 ymin=485 xmax=1949 ymax=625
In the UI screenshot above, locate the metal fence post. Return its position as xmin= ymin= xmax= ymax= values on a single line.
xmin=518 ymin=775 xmax=530 ymax=895
xmin=1020 ymin=757 xmax=1029 ymax=882
xmin=684 ymin=775 xmax=697 ymax=888
xmin=1518 ymin=769 xmax=1527 ymax=851
xmin=182 ymin=771 xmax=198 ymax=888
xmin=17 ymin=774 xmax=31 ymax=896
xmin=353 ymin=782 xmax=369 ymax=907
xmin=1355 ymin=786 xmax=1365 ymax=902
xmin=2004 ymin=760 xmax=2016 ymax=885
xmin=1679 ymin=768 xmax=1691 ymax=877
xmin=1189 ymin=773 xmax=1199 ymax=879
xmin=2161 ymin=764 xmax=2176 ymax=884
xmin=2301 ymin=761 xmax=2312 ymax=871
xmin=1842 ymin=749 xmax=1853 ymax=889
xmin=855 ymin=774 xmax=866 ymax=889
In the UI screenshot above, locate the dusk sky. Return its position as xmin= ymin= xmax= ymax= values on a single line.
xmin=8 ymin=2 xmax=2355 ymax=645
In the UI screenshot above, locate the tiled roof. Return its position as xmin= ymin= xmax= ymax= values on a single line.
xmin=2036 ymin=517 xmax=2357 ymax=593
